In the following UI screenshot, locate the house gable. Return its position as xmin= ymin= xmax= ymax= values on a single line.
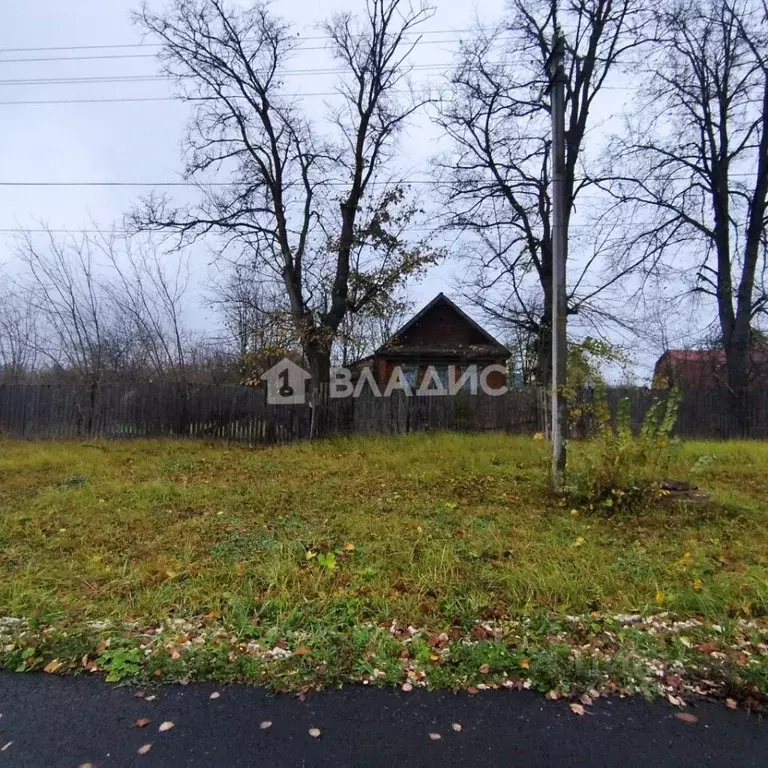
xmin=375 ymin=293 xmax=509 ymax=360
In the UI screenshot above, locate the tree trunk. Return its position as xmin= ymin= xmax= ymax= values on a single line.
xmin=535 ymin=320 xmax=552 ymax=388
xmin=304 ymin=337 xmax=332 ymax=439
xmin=724 ymin=333 xmax=751 ymax=437
xmin=306 ymin=341 xmax=332 ymax=386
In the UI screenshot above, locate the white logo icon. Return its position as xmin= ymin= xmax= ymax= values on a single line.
xmin=260 ymin=359 xmax=312 ymax=405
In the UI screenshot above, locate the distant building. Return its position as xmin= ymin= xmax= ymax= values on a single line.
xmin=653 ymin=348 xmax=768 ymax=389
xmin=351 ymin=293 xmax=510 ymax=392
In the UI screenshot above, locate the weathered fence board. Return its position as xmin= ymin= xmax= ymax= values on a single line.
xmin=0 ymin=383 xmax=765 ymax=443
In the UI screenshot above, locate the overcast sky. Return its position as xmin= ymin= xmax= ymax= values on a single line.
xmin=0 ymin=0 xmax=702 ymax=382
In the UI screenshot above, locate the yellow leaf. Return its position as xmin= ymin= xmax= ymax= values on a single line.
xmin=533 ymin=432 xmax=544 ymax=440
xmin=569 ymin=702 xmax=585 ymax=716
xmin=520 ymin=658 xmax=531 ymax=670
xmin=692 ymin=579 xmax=703 ymax=592
xmin=343 ymin=543 xmax=355 ymax=552
xmin=656 ymin=589 xmax=665 ymax=605
xmin=573 ymin=536 xmax=585 ymax=547
xmin=43 ymin=659 xmax=62 ymax=674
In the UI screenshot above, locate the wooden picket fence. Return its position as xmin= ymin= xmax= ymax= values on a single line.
xmin=0 ymin=383 xmax=765 ymax=443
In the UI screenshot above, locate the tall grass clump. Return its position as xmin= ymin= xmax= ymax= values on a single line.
xmin=567 ymin=388 xmax=682 ymax=513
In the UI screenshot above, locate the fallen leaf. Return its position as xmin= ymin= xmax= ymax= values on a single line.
xmin=144 ymin=695 xmax=156 ymax=702
xmin=726 ymin=698 xmax=738 ymax=710
xmin=78 ymin=764 xmax=95 ymax=768
xmin=697 ymin=642 xmax=718 ymax=654
xmin=137 ymin=744 xmax=152 ymax=755
xmin=135 ymin=692 xmax=146 ymax=699
xmin=430 ymin=653 xmax=440 ymax=662
xmin=479 ymin=664 xmax=490 ymax=674
xmin=170 ymin=649 xmax=181 ymax=661
xmin=309 ymin=728 xmax=321 ymax=738
xmin=451 ymin=723 xmax=462 ymax=732
xmin=401 ymin=682 xmax=413 ymax=692
xmin=43 ymin=659 xmax=62 ymax=674
xmin=675 ymin=712 xmax=699 ymax=724
xmin=294 ymin=646 xmax=311 ymax=656
xmin=569 ymin=703 xmax=585 ymax=716
xmin=343 ymin=543 xmax=355 ymax=552
xmin=210 ymin=692 xmax=220 ymax=700
xmin=158 ymin=721 xmax=174 ymax=732
xmin=580 ymin=693 xmax=593 ymax=707
xmin=546 ymin=690 xmax=562 ymax=701
xmin=1 ymin=742 xmax=12 ymax=752
xmin=260 ymin=721 xmax=272 ymax=730
xmin=466 ymin=686 xmax=479 ymax=695
xmin=520 ymin=658 xmax=531 ymax=670
xmin=135 ymin=718 xmax=151 ymax=728
xmin=428 ymin=733 xmax=442 ymax=741
xmin=667 ymin=694 xmax=684 ymax=708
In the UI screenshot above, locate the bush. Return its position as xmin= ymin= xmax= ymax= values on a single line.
xmin=567 ymin=389 xmax=681 ymax=513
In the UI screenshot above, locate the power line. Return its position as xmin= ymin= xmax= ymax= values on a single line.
xmin=0 ymin=180 xmax=439 ymax=187
xmin=0 ymin=75 xmax=162 ymax=86
xmin=0 ymin=53 xmax=159 ymax=64
xmin=0 ymin=27 xmax=483 ymax=53
xmin=0 ymin=179 xmax=756 ymax=187
xmin=0 ymin=221 xmax=691 ymax=234
xmin=0 ymin=62 xmax=463 ymax=86
xmin=0 ymin=82 xmax=633 ymax=106
xmin=0 ymin=92 xmax=430 ymax=105
xmin=0 ymin=96 xmax=181 ymax=105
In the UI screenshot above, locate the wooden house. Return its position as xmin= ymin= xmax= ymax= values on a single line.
xmin=352 ymin=293 xmax=510 ymax=392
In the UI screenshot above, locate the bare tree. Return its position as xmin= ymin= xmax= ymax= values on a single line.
xmin=0 ymin=285 xmax=40 ymax=383
xmin=435 ymin=0 xmax=647 ymax=385
xmin=604 ymin=0 xmax=768 ymax=430
xmin=336 ymin=288 xmax=414 ymax=365
xmin=16 ymin=231 xmax=120 ymax=387
xmin=132 ymin=0 xmax=438 ymax=391
xmin=101 ymin=233 xmax=194 ymax=385
xmin=209 ymin=263 xmax=300 ymax=381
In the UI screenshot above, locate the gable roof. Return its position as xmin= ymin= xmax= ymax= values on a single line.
xmin=375 ymin=293 xmax=509 ymax=358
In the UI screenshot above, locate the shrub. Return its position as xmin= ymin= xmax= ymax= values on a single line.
xmin=567 ymin=388 xmax=682 ymax=513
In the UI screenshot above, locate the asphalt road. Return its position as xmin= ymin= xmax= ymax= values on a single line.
xmin=0 ymin=673 xmax=765 ymax=767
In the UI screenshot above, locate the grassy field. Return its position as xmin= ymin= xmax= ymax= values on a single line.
xmin=1 ymin=433 xmax=767 ymax=700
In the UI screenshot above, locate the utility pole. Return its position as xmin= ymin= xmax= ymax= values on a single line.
xmin=548 ymin=30 xmax=568 ymax=490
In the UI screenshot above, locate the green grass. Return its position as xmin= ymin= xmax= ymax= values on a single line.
xmin=0 ymin=433 xmax=767 ymax=698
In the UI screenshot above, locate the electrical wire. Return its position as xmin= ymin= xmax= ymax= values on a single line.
xmin=0 ymin=28 xmax=494 ymax=55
